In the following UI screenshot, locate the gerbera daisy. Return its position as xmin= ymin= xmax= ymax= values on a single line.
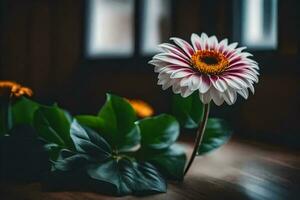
xmin=149 ymin=33 xmax=259 ymax=106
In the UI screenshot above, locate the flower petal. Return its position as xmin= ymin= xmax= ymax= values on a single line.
xmin=153 ymin=52 xmax=190 ymax=64
xmin=225 ymin=76 xmax=249 ymax=89
xmin=217 ymin=38 xmax=228 ymax=53
xmin=208 ymin=35 xmax=218 ymax=50
xmin=181 ymin=86 xmax=194 ymax=98
xmin=154 ymin=65 xmax=182 ymax=73
xmin=210 ymin=87 xmax=224 ymax=106
xmin=170 ymin=37 xmax=194 ymax=57
xmin=210 ymin=76 xmax=227 ymax=92
xmin=152 ymin=55 xmax=191 ymax=68
xmin=162 ymin=78 xmax=175 ymax=90
xmin=170 ymin=69 xmax=195 ymax=79
xmin=199 ymin=75 xmax=211 ymax=93
xmin=222 ymin=77 xmax=243 ymax=90
xmin=237 ymin=88 xmax=249 ymax=99
xmin=191 ymin=33 xmax=202 ymax=51
xmin=158 ymin=43 xmax=190 ymax=61
xmin=172 ymin=82 xmax=182 ymax=94
xmin=224 ymin=42 xmax=238 ymax=57
xmin=200 ymin=33 xmax=209 ymax=50
xmin=223 ymin=89 xmax=237 ymax=105
xmin=190 ymin=75 xmax=201 ymax=91
xmin=180 ymin=75 xmax=193 ymax=87
xmin=199 ymin=91 xmax=212 ymax=104
xmin=148 ymin=60 xmax=169 ymax=67
xmin=248 ymin=83 xmax=255 ymax=94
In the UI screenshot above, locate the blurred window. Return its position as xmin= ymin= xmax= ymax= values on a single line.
xmin=240 ymin=0 xmax=278 ymax=50
xmin=141 ymin=0 xmax=171 ymax=55
xmin=85 ymin=0 xmax=171 ymax=58
xmin=85 ymin=0 xmax=134 ymax=58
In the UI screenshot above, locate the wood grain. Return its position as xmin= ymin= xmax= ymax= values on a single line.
xmin=0 ymin=139 xmax=299 ymax=200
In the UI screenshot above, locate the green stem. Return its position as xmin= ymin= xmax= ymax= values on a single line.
xmin=184 ymin=103 xmax=210 ymax=176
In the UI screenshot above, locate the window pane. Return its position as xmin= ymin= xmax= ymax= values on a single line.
xmin=141 ymin=0 xmax=171 ymax=55
xmin=241 ymin=0 xmax=278 ymax=49
xmin=86 ymin=0 xmax=134 ymax=58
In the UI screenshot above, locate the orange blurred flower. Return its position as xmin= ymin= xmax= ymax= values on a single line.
xmin=0 ymin=81 xmax=33 ymax=98
xmin=127 ymin=99 xmax=154 ymax=118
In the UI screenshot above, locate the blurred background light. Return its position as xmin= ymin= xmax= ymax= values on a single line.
xmin=241 ymin=0 xmax=278 ymax=49
xmin=85 ymin=0 xmax=134 ymax=58
xmin=141 ymin=0 xmax=171 ymax=55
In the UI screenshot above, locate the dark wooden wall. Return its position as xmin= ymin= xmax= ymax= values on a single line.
xmin=0 ymin=0 xmax=299 ymax=146
xmin=0 ymin=0 xmax=83 ymax=109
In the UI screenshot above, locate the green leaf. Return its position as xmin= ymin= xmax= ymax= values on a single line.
xmin=145 ymin=144 xmax=186 ymax=180
xmin=11 ymin=97 xmax=40 ymax=126
xmin=33 ymin=104 xmax=73 ymax=151
xmin=198 ymin=118 xmax=233 ymax=155
xmin=77 ymin=94 xmax=140 ymax=152
xmin=137 ymin=114 xmax=179 ymax=150
xmin=62 ymin=109 xmax=73 ymax=123
xmin=52 ymin=120 xmax=168 ymax=196
xmin=86 ymin=159 xmax=167 ymax=196
xmin=171 ymin=93 xmax=203 ymax=129
xmin=135 ymin=114 xmax=186 ymax=180
xmin=44 ymin=143 xmax=62 ymax=161
xmin=97 ymin=93 xmax=140 ymax=151
xmin=53 ymin=149 xmax=91 ymax=171
xmin=70 ymin=120 xmax=111 ymax=160
xmin=75 ymin=115 xmax=104 ymax=131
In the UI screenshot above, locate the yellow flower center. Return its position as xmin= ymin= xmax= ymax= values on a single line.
xmin=191 ymin=50 xmax=229 ymax=75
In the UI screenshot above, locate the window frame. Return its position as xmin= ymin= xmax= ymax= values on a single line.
xmin=81 ymin=0 xmax=300 ymax=74
xmin=81 ymin=0 xmax=175 ymax=70
xmin=232 ymin=0 xmax=279 ymax=52
xmin=232 ymin=0 xmax=300 ymax=74
xmin=233 ymin=0 xmax=278 ymax=53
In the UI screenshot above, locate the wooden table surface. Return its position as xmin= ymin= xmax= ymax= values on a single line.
xmin=1 ymin=139 xmax=299 ymax=200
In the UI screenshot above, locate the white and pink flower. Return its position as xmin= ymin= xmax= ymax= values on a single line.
xmin=149 ymin=33 xmax=259 ymax=106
